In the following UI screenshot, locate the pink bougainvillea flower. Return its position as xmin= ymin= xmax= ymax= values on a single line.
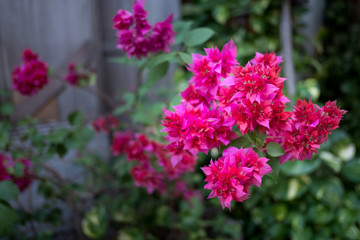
xmin=202 ymin=147 xmax=271 ymax=210
xmin=188 ymin=40 xmax=238 ymax=100
xmin=107 ymin=115 xmax=121 ymax=129
xmin=111 ymin=131 xmax=132 ymax=156
xmin=65 ymin=63 xmax=90 ymax=86
xmin=93 ymin=115 xmax=120 ymax=133
xmin=279 ymin=99 xmax=346 ymax=163
xmin=92 ymin=117 xmax=108 ymax=133
xmin=12 ymin=49 xmax=48 ymax=96
xmin=188 ymin=54 xmax=219 ymax=99
xmin=162 ymin=102 xmax=236 ymax=166
xmin=150 ymin=14 xmax=175 ymax=52
xmin=157 ymin=150 xmax=196 ymax=180
xmin=111 ymin=131 xmax=197 ymax=195
xmin=131 ymin=163 xmax=165 ymax=194
xmin=0 ymin=154 xmax=33 ymax=192
xmin=113 ymin=9 xmax=134 ymax=30
xmin=113 ymin=0 xmax=175 ymax=59
xmin=0 ymin=154 xmax=11 ymax=181
xmin=180 ymin=84 xmax=210 ymax=108
xmin=250 ymin=52 xmax=283 ymax=71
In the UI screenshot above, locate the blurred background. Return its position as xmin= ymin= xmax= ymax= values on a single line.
xmin=1 ymin=0 xmax=360 ymax=239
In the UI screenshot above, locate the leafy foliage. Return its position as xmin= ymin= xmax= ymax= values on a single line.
xmin=0 ymin=0 xmax=358 ymax=239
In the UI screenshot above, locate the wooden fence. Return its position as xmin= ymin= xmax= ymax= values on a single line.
xmin=0 ymin=0 xmax=180 ymax=122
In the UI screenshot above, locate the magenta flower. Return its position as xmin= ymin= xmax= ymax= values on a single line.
xmin=0 ymin=154 xmax=11 ymax=181
xmin=113 ymin=0 xmax=175 ymax=59
xmin=162 ymin=102 xmax=236 ymax=166
xmin=111 ymin=131 xmax=132 ymax=156
xmin=279 ymin=99 xmax=346 ymax=163
xmin=111 ymin=131 xmax=197 ymax=195
xmin=218 ymin=52 xmax=290 ymax=135
xmin=12 ymin=49 xmax=48 ymax=96
xmin=133 ymin=0 xmax=152 ymax=36
xmin=180 ymin=84 xmax=209 ymax=107
xmin=202 ymin=147 xmax=271 ymax=210
xmin=250 ymin=52 xmax=283 ymax=71
xmin=0 ymin=154 xmax=33 ymax=192
xmin=157 ymin=151 xmax=196 ymax=180
xmin=93 ymin=115 xmax=120 ymax=133
xmin=150 ymin=14 xmax=175 ymax=52
xmin=65 ymin=63 xmax=90 ymax=86
xmin=188 ymin=40 xmax=238 ymax=100
xmin=113 ymin=9 xmax=134 ymax=30
xmin=131 ymin=163 xmax=165 ymax=194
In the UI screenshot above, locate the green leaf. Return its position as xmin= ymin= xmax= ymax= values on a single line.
xmin=266 ymin=142 xmax=285 ymax=157
xmin=145 ymin=62 xmax=169 ymax=88
xmin=0 ymin=89 xmax=10 ymax=97
xmin=319 ymin=151 xmax=342 ymax=173
xmin=76 ymin=157 xmax=94 ymax=167
xmin=147 ymin=52 xmax=176 ymax=69
xmin=0 ymin=180 xmax=20 ymax=201
xmin=114 ymin=105 xmax=131 ymax=115
xmin=270 ymin=203 xmax=287 ymax=222
xmin=228 ymin=136 xmax=252 ymax=148
xmin=82 ymin=206 xmax=108 ymax=239
xmin=247 ymin=128 xmax=266 ymax=148
xmin=251 ymin=0 xmax=271 ymax=15
xmin=342 ymin=158 xmax=360 ymax=183
xmin=184 ymin=27 xmax=215 ymax=47
xmin=173 ymin=21 xmax=193 ymax=45
xmin=0 ymin=202 xmax=18 ymax=235
xmin=115 ymin=92 xmax=136 ymax=115
xmin=310 ymin=177 xmax=344 ymax=207
xmin=0 ymin=102 xmax=14 ymax=116
xmin=48 ymin=129 xmax=68 ymax=144
xmin=337 ymin=208 xmax=357 ymax=228
xmin=13 ymin=162 xmax=25 ymax=177
xmin=273 ymin=177 xmax=309 ymax=201
xmin=266 ymin=156 xmax=281 ymax=182
xmin=212 ymin=5 xmax=229 ymax=25
xmin=177 ymin=52 xmax=193 ymax=65
xmin=55 ymin=143 xmax=67 ymax=157
xmin=338 ymin=143 xmax=356 ymax=161
xmin=37 ymin=181 xmax=55 ymax=199
xmin=169 ymin=94 xmax=181 ymax=107
xmin=88 ymin=73 xmax=97 ymax=87
xmin=68 ymin=111 xmax=83 ymax=126
xmin=281 ymin=158 xmax=321 ymax=176
xmin=307 ymin=205 xmax=334 ymax=224
xmin=109 ymin=55 xmax=149 ymax=68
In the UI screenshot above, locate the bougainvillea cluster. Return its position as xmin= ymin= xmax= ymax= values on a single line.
xmin=202 ymin=147 xmax=271 ymax=209
xmin=12 ymin=49 xmax=48 ymax=96
xmin=113 ymin=0 xmax=175 ymax=58
xmin=276 ymin=99 xmax=347 ymax=163
xmin=65 ymin=63 xmax=91 ymax=86
xmin=162 ymin=40 xmax=239 ymax=166
xmin=0 ymin=154 xmax=32 ymax=192
xmin=111 ymin=132 xmax=197 ymax=197
xmin=92 ymin=115 xmax=121 ymax=133
xmin=162 ymin=40 xmax=346 ymax=209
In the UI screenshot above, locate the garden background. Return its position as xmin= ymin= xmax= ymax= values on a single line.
xmin=0 ymin=0 xmax=359 ymax=239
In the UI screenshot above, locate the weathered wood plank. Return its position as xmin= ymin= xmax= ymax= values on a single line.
xmin=0 ymin=0 xmax=99 ymax=121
